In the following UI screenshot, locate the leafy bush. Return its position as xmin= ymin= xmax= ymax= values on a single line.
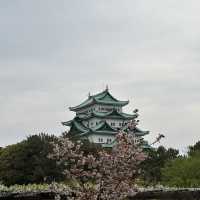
xmin=0 ymin=134 xmax=64 ymax=186
xmin=140 ymin=146 xmax=179 ymax=185
xmin=161 ymin=152 xmax=200 ymax=187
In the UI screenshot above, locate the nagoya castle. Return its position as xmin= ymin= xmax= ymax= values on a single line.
xmin=62 ymin=87 xmax=149 ymax=147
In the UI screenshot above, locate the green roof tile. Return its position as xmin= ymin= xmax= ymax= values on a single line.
xmin=78 ymin=109 xmax=137 ymax=120
xmin=92 ymin=121 xmax=117 ymax=132
xmin=63 ymin=110 xmax=149 ymax=139
xmin=69 ymin=89 xmax=129 ymax=111
xmin=66 ymin=119 xmax=88 ymax=134
xmin=127 ymin=127 xmax=149 ymax=137
xmin=80 ymin=130 xmax=117 ymax=137
xmin=62 ymin=120 xmax=73 ymax=126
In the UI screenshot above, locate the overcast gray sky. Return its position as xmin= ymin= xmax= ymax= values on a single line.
xmin=0 ymin=0 xmax=200 ymax=152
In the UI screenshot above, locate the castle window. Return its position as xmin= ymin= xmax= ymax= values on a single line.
xmin=111 ymin=122 xmax=115 ymax=126
xmin=107 ymin=138 xmax=112 ymax=143
xmin=98 ymin=138 xmax=103 ymax=143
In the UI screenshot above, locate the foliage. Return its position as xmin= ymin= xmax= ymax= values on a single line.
xmin=161 ymin=152 xmax=200 ymax=187
xmin=49 ymin=126 xmax=147 ymax=200
xmin=0 ymin=133 xmax=64 ymax=186
xmin=140 ymin=146 xmax=179 ymax=185
xmin=161 ymin=142 xmax=200 ymax=187
xmin=188 ymin=141 xmax=200 ymax=156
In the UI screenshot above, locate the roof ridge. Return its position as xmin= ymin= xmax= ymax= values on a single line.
xmin=92 ymin=89 xmax=107 ymax=98
xmin=70 ymin=89 xmax=129 ymax=111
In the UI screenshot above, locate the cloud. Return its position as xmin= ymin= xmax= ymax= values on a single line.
xmin=0 ymin=0 xmax=200 ymax=151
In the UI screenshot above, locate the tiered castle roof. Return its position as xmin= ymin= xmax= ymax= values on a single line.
xmin=69 ymin=89 xmax=129 ymax=111
xmin=62 ymin=89 xmax=149 ymax=141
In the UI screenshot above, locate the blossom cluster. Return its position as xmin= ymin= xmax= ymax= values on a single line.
xmin=49 ymin=120 xmax=147 ymax=200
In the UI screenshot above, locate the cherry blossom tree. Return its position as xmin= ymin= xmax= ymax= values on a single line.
xmin=49 ymin=120 xmax=147 ymax=200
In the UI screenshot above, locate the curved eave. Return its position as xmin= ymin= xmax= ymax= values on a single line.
xmin=135 ymin=130 xmax=149 ymax=137
xmin=94 ymin=89 xmax=128 ymax=104
xmin=70 ymin=100 xmax=129 ymax=112
xmin=80 ymin=130 xmax=117 ymax=137
xmin=96 ymin=99 xmax=129 ymax=106
xmin=94 ymin=130 xmax=117 ymax=135
xmin=142 ymin=143 xmax=152 ymax=149
xmin=93 ymin=89 xmax=118 ymax=101
xmin=92 ymin=121 xmax=117 ymax=132
xmin=121 ymin=112 xmax=138 ymax=119
xmin=98 ymin=115 xmax=135 ymax=120
xmin=80 ymin=110 xmax=137 ymax=120
xmin=62 ymin=120 xmax=72 ymax=126
xmin=69 ymin=97 xmax=95 ymax=111
xmin=69 ymin=90 xmax=129 ymax=111
xmin=102 ymin=143 xmax=114 ymax=148
xmin=66 ymin=119 xmax=89 ymax=134
xmin=74 ymin=121 xmax=88 ymax=132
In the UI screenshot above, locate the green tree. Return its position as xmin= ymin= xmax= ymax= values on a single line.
xmin=161 ymin=152 xmax=200 ymax=187
xmin=141 ymin=146 xmax=179 ymax=185
xmin=188 ymin=141 xmax=200 ymax=156
xmin=0 ymin=133 xmax=64 ymax=186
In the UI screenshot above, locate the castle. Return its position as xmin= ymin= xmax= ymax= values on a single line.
xmin=62 ymin=88 xmax=149 ymax=147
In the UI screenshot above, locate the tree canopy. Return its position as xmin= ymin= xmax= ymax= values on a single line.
xmin=141 ymin=146 xmax=179 ymax=185
xmin=161 ymin=152 xmax=200 ymax=187
xmin=161 ymin=141 xmax=200 ymax=187
xmin=0 ymin=133 xmax=64 ymax=186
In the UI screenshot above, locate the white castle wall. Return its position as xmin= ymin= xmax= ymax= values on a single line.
xmin=82 ymin=118 xmax=130 ymax=129
xmin=77 ymin=104 xmax=122 ymax=115
xmin=88 ymin=133 xmax=141 ymax=145
xmin=88 ymin=134 xmax=115 ymax=144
